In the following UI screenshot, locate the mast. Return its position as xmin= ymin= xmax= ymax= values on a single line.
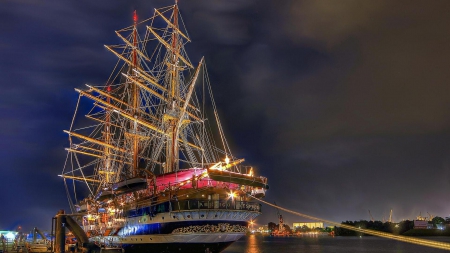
xmin=131 ymin=10 xmax=139 ymax=177
xmin=165 ymin=3 xmax=181 ymax=173
xmin=100 ymin=85 xmax=113 ymax=184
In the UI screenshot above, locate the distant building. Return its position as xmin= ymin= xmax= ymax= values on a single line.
xmin=257 ymin=225 xmax=269 ymax=233
xmin=293 ymin=222 xmax=324 ymax=229
xmin=0 ymin=231 xmax=18 ymax=240
xmin=436 ymin=224 xmax=445 ymax=230
xmin=413 ymin=220 xmax=428 ymax=229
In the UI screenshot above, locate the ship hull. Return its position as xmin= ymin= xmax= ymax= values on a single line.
xmin=88 ymin=210 xmax=257 ymax=253
xmin=92 ymin=225 xmax=245 ymax=253
xmin=93 ymin=232 xmax=243 ymax=253
xmin=122 ymin=241 xmax=235 ymax=253
xmin=92 ymin=241 xmax=235 ymax=253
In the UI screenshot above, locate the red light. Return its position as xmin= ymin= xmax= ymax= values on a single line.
xmin=107 ymin=86 xmax=111 ymax=92
xmin=133 ymin=10 xmax=137 ymax=22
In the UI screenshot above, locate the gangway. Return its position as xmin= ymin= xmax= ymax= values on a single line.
xmin=53 ymin=210 xmax=121 ymax=253
xmin=32 ymin=228 xmax=48 ymax=243
xmin=26 ymin=227 xmax=51 ymax=253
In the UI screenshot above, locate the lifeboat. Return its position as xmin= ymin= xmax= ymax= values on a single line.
xmin=95 ymin=190 xmax=115 ymax=202
xmin=207 ymin=168 xmax=269 ymax=189
xmin=113 ymin=177 xmax=148 ymax=195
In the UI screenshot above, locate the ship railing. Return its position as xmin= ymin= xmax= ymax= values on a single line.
xmin=126 ymin=200 xmax=261 ymax=217
xmin=170 ymin=200 xmax=261 ymax=212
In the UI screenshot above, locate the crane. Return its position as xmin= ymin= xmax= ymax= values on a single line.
xmin=368 ymin=210 xmax=374 ymax=222
xmin=427 ymin=212 xmax=434 ymax=221
xmin=417 ymin=212 xmax=426 ymax=221
xmin=274 ymin=202 xmax=285 ymax=234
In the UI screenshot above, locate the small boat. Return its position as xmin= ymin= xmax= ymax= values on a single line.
xmin=207 ymin=168 xmax=269 ymax=189
xmin=96 ymin=190 xmax=115 ymax=202
xmin=112 ymin=177 xmax=148 ymax=195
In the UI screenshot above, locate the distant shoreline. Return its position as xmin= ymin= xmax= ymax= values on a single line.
xmin=336 ymin=228 xmax=450 ymax=237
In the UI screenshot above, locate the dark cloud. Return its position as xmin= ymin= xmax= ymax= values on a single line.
xmin=2 ymin=0 xmax=450 ymax=231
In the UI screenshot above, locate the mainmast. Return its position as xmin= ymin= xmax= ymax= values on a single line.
xmin=170 ymin=3 xmax=180 ymax=102
xmin=131 ymin=10 xmax=140 ymax=177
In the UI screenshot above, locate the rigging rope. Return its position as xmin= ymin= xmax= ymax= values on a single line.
xmin=204 ymin=64 xmax=235 ymax=168
xmin=248 ymin=195 xmax=450 ymax=251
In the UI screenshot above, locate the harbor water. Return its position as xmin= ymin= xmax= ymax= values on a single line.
xmin=223 ymin=235 xmax=450 ymax=253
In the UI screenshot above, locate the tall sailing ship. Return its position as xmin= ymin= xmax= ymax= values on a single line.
xmin=60 ymin=2 xmax=269 ymax=253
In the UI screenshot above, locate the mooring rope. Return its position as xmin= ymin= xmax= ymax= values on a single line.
xmin=249 ymin=195 xmax=450 ymax=251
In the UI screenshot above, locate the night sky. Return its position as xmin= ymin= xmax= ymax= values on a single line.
xmin=2 ymin=0 xmax=450 ymax=231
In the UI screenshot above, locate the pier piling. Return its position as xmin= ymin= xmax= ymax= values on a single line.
xmin=55 ymin=210 xmax=66 ymax=253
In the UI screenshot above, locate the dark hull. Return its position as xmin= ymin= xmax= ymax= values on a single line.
xmin=88 ymin=218 xmax=249 ymax=253
xmin=122 ymin=241 xmax=234 ymax=253
xmin=89 ymin=241 xmax=234 ymax=253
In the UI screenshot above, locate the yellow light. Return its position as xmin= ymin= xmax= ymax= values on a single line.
xmin=228 ymin=191 xmax=236 ymax=199
xmin=225 ymin=156 xmax=230 ymax=164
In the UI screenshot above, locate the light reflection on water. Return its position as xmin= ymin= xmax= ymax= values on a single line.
xmin=223 ymin=234 xmax=450 ymax=253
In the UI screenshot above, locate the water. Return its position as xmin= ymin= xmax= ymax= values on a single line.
xmin=223 ymin=235 xmax=450 ymax=253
